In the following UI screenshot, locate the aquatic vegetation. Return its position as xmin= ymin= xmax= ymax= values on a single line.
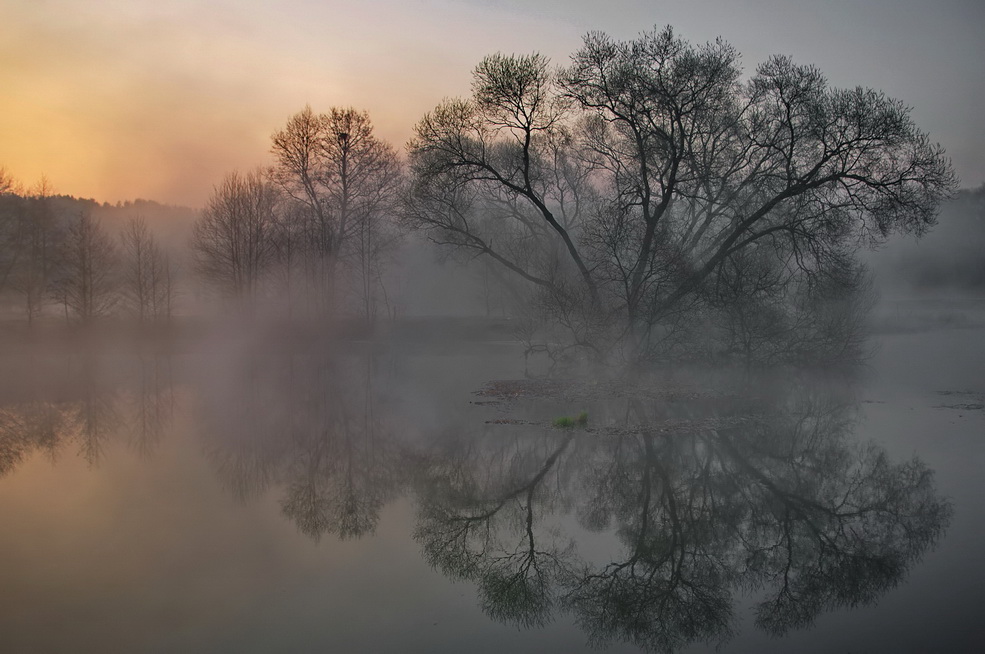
xmin=552 ymin=412 xmax=588 ymax=428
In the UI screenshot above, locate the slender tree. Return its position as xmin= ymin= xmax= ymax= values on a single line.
xmin=120 ymin=216 xmax=153 ymax=321
xmin=192 ymin=169 xmax=279 ymax=300
xmin=22 ymin=178 xmax=58 ymax=322
xmin=120 ymin=216 xmax=174 ymax=321
xmin=54 ymin=211 xmax=119 ymax=320
xmin=0 ymin=171 xmax=25 ymax=296
xmin=0 ymin=176 xmax=62 ymax=321
xmin=0 ymin=167 xmax=17 ymax=195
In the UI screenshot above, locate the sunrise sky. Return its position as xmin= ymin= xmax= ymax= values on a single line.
xmin=2 ymin=0 xmax=983 ymax=207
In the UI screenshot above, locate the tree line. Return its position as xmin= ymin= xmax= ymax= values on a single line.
xmin=1 ymin=25 xmax=958 ymax=360
xmin=190 ymin=106 xmax=403 ymax=319
xmin=0 ymin=173 xmax=177 ymax=322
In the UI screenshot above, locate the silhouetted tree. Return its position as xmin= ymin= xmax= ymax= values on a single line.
xmin=407 ymin=26 xmax=956 ymax=361
xmin=270 ymin=106 xmax=402 ymax=317
xmin=0 ymin=167 xmax=16 ymax=195
xmin=51 ymin=211 xmax=119 ymax=320
xmin=20 ymin=178 xmax=60 ymax=321
xmin=269 ymin=200 xmax=310 ymax=317
xmin=0 ymin=177 xmax=64 ymax=321
xmin=120 ymin=216 xmax=175 ymax=320
xmin=191 ymin=169 xmax=279 ymax=300
xmin=0 ymin=183 xmax=26 ymax=296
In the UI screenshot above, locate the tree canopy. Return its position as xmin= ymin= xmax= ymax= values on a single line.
xmin=406 ymin=26 xmax=956 ymax=361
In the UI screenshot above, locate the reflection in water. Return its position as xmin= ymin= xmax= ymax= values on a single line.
xmin=0 ymin=344 xmax=952 ymax=653
xmin=413 ymin=376 xmax=951 ymax=652
xmin=125 ymin=356 xmax=175 ymax=457
xmin=196 ymin=349 xmax=399 ymax=541
xmin=0 ymin=400 xmax=64 ymax=476
xmin=415 ymin=431 xmax=577 ymax=629
xmin=0 ymin=353 xmax=169 ymax=473
xmin=75 ymin=369 xmax=121 ymax=467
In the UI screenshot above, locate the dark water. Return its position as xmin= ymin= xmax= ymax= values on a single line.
xmin=0 ymin=309 xmax=983 ymax=653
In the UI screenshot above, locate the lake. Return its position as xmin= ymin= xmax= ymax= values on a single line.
xmin=0 ymin=302 xmax=982 ymax=653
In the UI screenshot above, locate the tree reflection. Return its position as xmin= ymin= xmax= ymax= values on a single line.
xmin=413 ymin=375 xmax=951 ymax=652
xmin=566 ymin=407 xmax=737 ymax=652
xmin=0 ymin=400 xmax=65 ymax=476
xmin=710 ymin=390 xmax=950 ymax=636
xmin=415 ymin=432 xmax=577 ymax=627
xmin=73 ymin=384 xmax=118 ymax=466
xmin=125 ymin=355 xmax=174 ymax=457
xmin=197 ymin=349 xmax=399 ymax=542
xmin=0 ymin=354 xmax=126 ymax=474
xmin=0 ymin=339 xmax=954 ymax=651
xmin=279 ymin=367 xmax=396 ymax=541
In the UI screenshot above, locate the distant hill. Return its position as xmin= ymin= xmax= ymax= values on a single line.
xmin=56 ymin=196 xmax=198 ymax=250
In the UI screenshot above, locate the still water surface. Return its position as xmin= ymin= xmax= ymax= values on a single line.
xmin=0 ymin=309 xmax=982 ymax=653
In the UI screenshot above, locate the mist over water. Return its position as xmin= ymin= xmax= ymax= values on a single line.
xmin=1 ymin=20 xmax=983 ymax=651
xmin=0 ymin=189 xmax=983 ymax=654
xmin=0 ymin=284 xmax=982 ymax=652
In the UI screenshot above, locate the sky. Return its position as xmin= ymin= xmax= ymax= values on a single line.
xmin=2 ymin=0 xmax=983 ymax=207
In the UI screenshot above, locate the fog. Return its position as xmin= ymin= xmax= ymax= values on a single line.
xmin=1 ymin=237 xmax=983 ymax=651
xmin=868 ymin=186 xmax=985 ymax=295
xmin=2 ymin=150 xmax=984 ymax=654
xmin=2 ymin=23 xmax=984 ymax=654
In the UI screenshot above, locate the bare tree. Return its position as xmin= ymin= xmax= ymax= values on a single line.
xmin=407 ymin=26 xmax=956 ymax=361
xmin=406 ymin=55 xmax=592 ymax=298
xmin=120 ymin=216 xmax=175 ymax=321
xmin=191 ymin=169 xmax=279 ymax=300
xmin=53 ymin=211 xmax=119 ymax=321
xmin=154 ymin=250 xmax=176 ymax=321
xmin=121 ymin=217 xmax=153 ymax=320
xmin=270 ymin=106 xmax=402 ymax=317
xmin=0 ymin=171 xmax=25 ymax=296
xmin=21 ymin=178 xmax=59 ymax=321
xmin=0 ymin=176 xmax=63 ymax=321
xmin=268 ymin=200 xmax=311 ymax=318
xmin=0 ymin=167 xmax=17 ymax=195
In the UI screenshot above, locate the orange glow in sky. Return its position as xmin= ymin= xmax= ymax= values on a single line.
xmin=2 ymin=0 xmax=983 ymax=207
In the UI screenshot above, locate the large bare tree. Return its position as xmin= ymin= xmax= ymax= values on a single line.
xmin=269 ymin=106 xmax=402 ymax=317
xmin=406 ymin=26 xmax=956 ymax=360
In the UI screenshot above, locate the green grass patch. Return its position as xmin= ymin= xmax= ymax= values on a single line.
xmin=553 ymin=412 xmax=588 ymax=428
